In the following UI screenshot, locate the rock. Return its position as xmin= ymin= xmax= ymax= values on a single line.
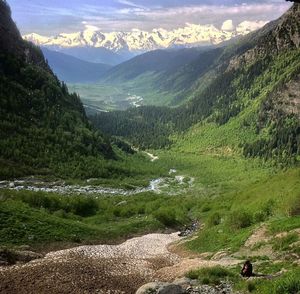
xmin=9 ymin=182 xmax=15 ymax=188
xmin=178 ymin=221 xmax=199 ymax=237
xmin=0 ymin=248 xmax=17 ymax=265
xmin=158 ymin=284 xmax=183 ymax=294
xmin=15 ymin=250 xmax=44 ymax=262
xmin=17 ymin=245 xmax=31 ymax=251
xmin=136 ymin=282 xmax=184 ymax=294
xmin=0 ymin=248 xmax=43 ymax=266
xmin=173 ymin=277 xmax=191 ymax=286
xmin=189 ymin=280 xmax=199 ymax=286
xmin=136 ymin=282 xmax=161 ymax=294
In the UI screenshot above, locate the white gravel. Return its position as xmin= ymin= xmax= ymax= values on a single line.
xmin=47 ymin=233 xmax=181 ymax=261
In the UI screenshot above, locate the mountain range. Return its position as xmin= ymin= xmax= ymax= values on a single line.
xmin=24 ymin=20 xmax=267 ymax=54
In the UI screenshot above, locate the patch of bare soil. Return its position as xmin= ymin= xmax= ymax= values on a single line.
xmin=0 ymin=256 xmax=147 ymax=294
xmin=0 ymin=233 xmax=181 ymax=294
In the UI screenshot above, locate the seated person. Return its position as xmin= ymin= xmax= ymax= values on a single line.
xmin=241 ymin=260 xmax=253 ymax=277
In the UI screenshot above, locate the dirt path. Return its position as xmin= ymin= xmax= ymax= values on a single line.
xmin=144 ymin=151 xmax=159 ymax=162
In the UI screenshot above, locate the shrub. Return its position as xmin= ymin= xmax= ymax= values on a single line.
xmin=153 ymin=208 xmax=179 ymax=228
xmin=52 ymin=209 xmax=67 ymax=218
xmin=228 ymin=210 xmax=253 ymax=229
xmin=254 ymin=199 xmax=276 ymax=222
xmin=289 ymin=197 xmax=300 ymax=216
xmin=202 ymin=205 xmax=211 ymax=212
xmin=68 ymin=196 xmax=98 ymax=217
xmin=254 ymin=211 xmax=266 ymax=222
xmin=207 ymin=212 xmax=221 ymax=226
xmin=247 ymin=281 xmax=257 ymax=292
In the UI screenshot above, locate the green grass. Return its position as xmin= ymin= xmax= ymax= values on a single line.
xmin=187 ymin=266 xmax=240 ymax=285
xmin=0 ymin=189 xmax=197 ymax=247
xmin=235 ymin=267 xmax=300 ymax=294
xmin=187 ymin=264 xmax=300 ymax=293
xmin=269 ymin=216 xmax=300 ymax=233
xmin=272 ymin=233 xmax=299 ymax=251
xmin=67 ymin=77 xmax=180 ymax=112
xmin=151 ymin=149 xmax=300 ymax=254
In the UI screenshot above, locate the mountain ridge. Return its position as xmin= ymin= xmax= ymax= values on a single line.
xmin=23 ymin=20 xmax=267 ymax=53
xmin=42 ymin=48 xmax=112 ymax=83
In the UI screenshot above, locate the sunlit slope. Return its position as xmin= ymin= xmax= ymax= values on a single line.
xmin=93 ymin=4 xmax=300 ymax=163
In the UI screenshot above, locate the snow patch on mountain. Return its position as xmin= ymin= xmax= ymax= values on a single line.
xmin=23 ymin=20 xmax=268 ymax=52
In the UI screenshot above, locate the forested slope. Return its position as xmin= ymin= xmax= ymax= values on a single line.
xmin=0 ymin=0 xmax=127 ymax=179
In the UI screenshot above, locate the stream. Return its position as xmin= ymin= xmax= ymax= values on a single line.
xmin=0 ymin=170 xmax=194 ymax=196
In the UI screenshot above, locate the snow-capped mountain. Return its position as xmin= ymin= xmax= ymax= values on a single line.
xmin=23 ymin=20 xmax=267 ymax=52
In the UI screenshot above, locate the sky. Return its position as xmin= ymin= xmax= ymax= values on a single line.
xmin=7 ymin=0 xmax=292 ymax=36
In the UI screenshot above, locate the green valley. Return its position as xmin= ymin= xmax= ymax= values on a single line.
xmin=0 ymin=1 xmax=299 ymax=293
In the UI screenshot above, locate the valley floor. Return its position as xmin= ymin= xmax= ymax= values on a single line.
xmin=1 ymin=151 xmax=299 ymax=294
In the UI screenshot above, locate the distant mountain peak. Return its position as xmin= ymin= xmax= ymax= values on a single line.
xmin=23 ymin=21 xmax=268 ymax=53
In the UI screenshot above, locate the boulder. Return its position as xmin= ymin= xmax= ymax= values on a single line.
xmin=136 ymin=282 xmax=184 ymax=294
xmin=15 ymin=250 xmax=44 ymax=262
xmin=173 ymin=277 xmax=192 ymax=286
xmin=136 ymin=282 xmax=161 ymax=294
xmin=158 ymin=284 xmax=184 ymax=294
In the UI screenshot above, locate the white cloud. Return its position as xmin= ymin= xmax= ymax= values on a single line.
xmin=222 ymin=20 xmax=234 ymax=31
xmin=84 ymin=24 xmax=100 ymax=31
xmin=117 ymin=0 xmax=145 ymax=9
xmin=237 ymin=20 xmax=268 ymax=33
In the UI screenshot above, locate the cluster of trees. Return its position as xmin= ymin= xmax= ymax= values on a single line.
xmin=244 ymin=110 xmax=300 ymax=164
xmin=0 ymin=49 xmax=119 ymax=178
xmin=91 ymin=106 xmax=173 ymax=149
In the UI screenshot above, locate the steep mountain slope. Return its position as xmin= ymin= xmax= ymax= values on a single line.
xmin=0 ymin=0 xmax=126 ymax=178
xmin=92 ymin=3 xmax=300 ymax=162
xmin=100 ymin=46 xmax=223 ymax=106
xmin=42 ymin=48 xmax=112 ymax=83
xmin=102 ymin=48 xmax=205 ymax=82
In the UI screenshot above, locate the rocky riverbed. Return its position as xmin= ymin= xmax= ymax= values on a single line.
xmin=0 ymin=170 xmax=194 ymax=196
